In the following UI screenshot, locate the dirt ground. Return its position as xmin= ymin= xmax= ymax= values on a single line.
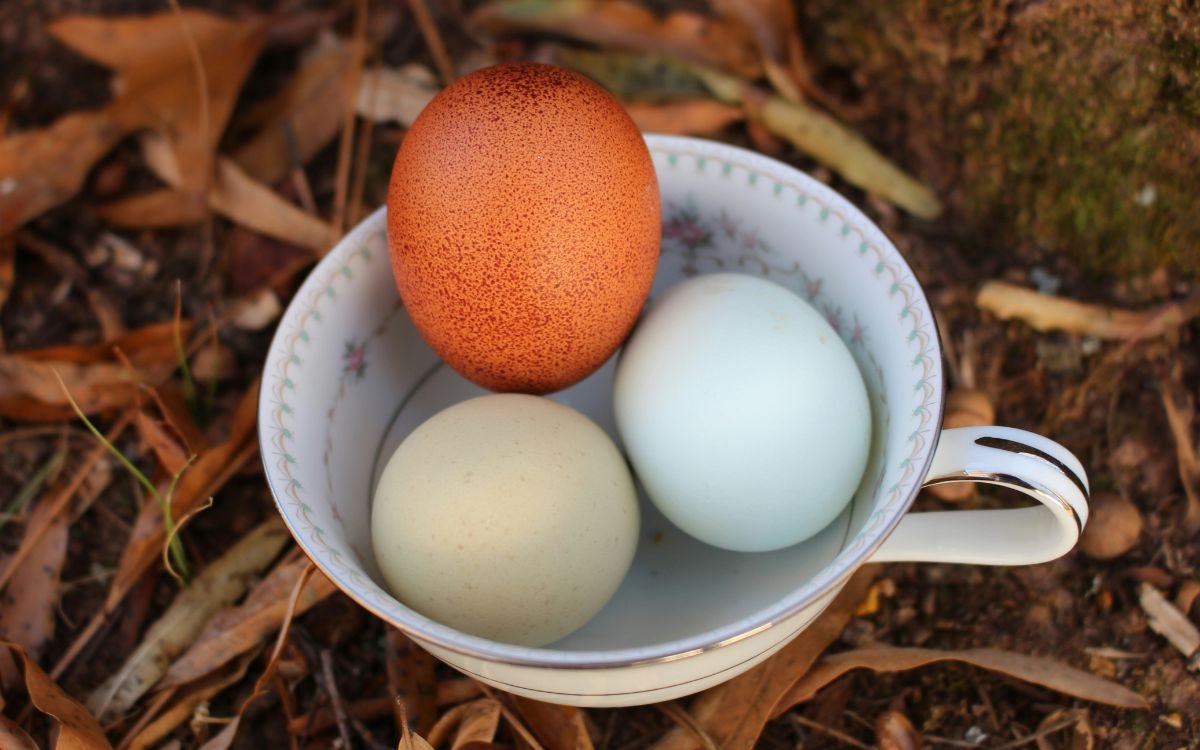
xmin=1 ymin=1 xmax=1198 ymax=748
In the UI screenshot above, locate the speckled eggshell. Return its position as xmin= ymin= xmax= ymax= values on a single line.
xmin=371 ymin=394 xmax=640 ymax=647
xmin=386 ymin=62 xmax=661 ymax=394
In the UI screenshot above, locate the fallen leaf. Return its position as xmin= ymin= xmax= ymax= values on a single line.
xmin=87 ymin=517 xmax=289 ymax=722
xmin=233 ymin=33 xmax=359 ymax=184
xmin=470 ymin=0 xmax=762 ymax=79
xmin=93 ymin=189 xmax=209 ymax=228
xmin=135 ymin=410 xmax=190 ymax=476
xmin=0 ymin=458 xmax=111 ymax=657
xmin=1 ymin=641 xmax=112 ymax=749
xmin=650 ymin=567 xmax=878 ymax=750
xmin=775 ymin=646 xmax=1150 ymax=715
xmin=452 ymin=698 xmax=502 ymax=750
xmin=0 ymin=716 xmax=38 ymax=750
xmin=1137 ymin=583 xmax=1200 ymax=659
xmin=1177 ymin=581 xmax=1200 ymax=617
xmin=137 ymin=133 xmax=335 ymax=252
xmin=160 ymin=553 xmax=336 ymax=688
xmin=711 ymin=0 xmax=809 ymax=103
xmin=355 ymin=64 xmax=441 ymax=126
xmin=511 ymin=696 xmax=592 ymax=750
xmin=1 ymin=11 xmax=267 ymax=234
xmin=389 ymin=628 xmax=441 ymax=736
xmin=0 ymin=319 xmax=191 ymax=422
xmin=107 ymin=380 xmax=259 ymax=610
xmin=545 ymin=47 xmax=710 ymax=102
xmin=875 ymin=710 xmax=923 ymax=750
xmin=624 ymin=100 xmax=743 ymax=135
xmin=977 ymin=282 xmax=1200 ymax=340
xmin=1078 ymin=492 xmax=1143 ymax=560
xmin=127 ymin=649 xmax=258 ymax=750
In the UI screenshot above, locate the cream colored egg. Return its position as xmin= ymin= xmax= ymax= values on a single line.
xmin=371 ymin=394 xmax=639 ymax=647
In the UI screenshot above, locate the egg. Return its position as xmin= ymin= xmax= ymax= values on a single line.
xmin=371 ymin=394 xmax=640 ymax=646
xmin=613 ymin=274 xmax=872 ymax=552
xmin=386 ymin=63 xmax=661 ymax=394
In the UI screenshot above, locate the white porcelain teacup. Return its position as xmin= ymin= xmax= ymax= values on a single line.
xmin=260 ymin=135 xmax=1089 ymax=707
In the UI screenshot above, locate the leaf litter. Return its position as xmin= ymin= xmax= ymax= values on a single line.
xmin=0 ymin=1 xmax=1189 ymax=747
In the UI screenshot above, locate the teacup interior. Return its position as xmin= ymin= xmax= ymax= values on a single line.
xmin=268 ymin=136 xmax=939 ymax=654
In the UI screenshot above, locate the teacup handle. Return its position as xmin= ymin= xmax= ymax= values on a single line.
xmin=868 ymin=426 xmax=1090 ymax=565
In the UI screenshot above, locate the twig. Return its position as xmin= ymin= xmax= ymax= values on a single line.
xmin=977 ymin=281 xmax=1200 ymax=340
xmin=1160 ymin=362 xmax=1200 ymax=534
xmin=989 ymin=713 xmax=1083 ymax=749
xmin=406 ymin=0 xmax=456 ymax=85
xmin=348 ymin=59 xmax=380 ymax=228
xmin=319 ymin=650 xmax=354 ymax=750
xmin=655 ymin=701 xmax=718 ymax=750
xmin=788 ymin=714 xmax=871 ymax=750
xmin=385 ymin=628 xmax=408 ymax=737
xmin=332 ymin=0 xmax=369 ymax=236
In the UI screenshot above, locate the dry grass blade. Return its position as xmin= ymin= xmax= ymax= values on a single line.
xmin=650 ymin=567 xmax=878 ymax=750
xmin=624 ymin=100 xmax=743 ymax=135
xmin=470 ymin=0 xmax=762 ymax=79
xmin=977 ymin=281 xmax=1200 ymax=339
xmin=332 ymin=0 xmax=368 ymax=236
xmin=355 ymin=65 xmax=441 ymax=126
xmin=511 ymin=696 xmax=593 ymax=750
xmin=545 ymin=47 xmax=710 ymax=102
xmin=1137 ymin=583 xmax=1200 ymax=659
xmin=86 ymin=518 xmax=289 ymax=723
xmin=711 ymin=0 xmax=809 ymax=103
xmin=160 ymin=554 xmax=336 ymax=689
xmin=233 ymin=34 xmax=358 ymax=185
xmin=774 ymin=646 xmax=1150 ymax=714
xmin=655 ymin=702 xmax=717 ymax=750
xmin=1 ymin=641 xmax=113 ymax=749
xmin=1160 ymin=362 xmax=1200 ymax=533
xmin=406 ymin=0 xmax=455 ymax=85
xmin=134 ymin=410 xmax=189 ymax=476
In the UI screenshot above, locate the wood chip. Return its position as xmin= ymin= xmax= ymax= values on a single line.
xmin=977 ymin=281 xmax=1200 ymax=340
xmin=1137 ymin=583 xmax=1200 ymax=660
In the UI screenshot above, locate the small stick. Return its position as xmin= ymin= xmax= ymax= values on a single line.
xmin=319 ymin=650 xmax=354 ymax=750
xmin=348 ymin=60 xmax=380 ymax=228
xmin=406 ymin=0 xmax=456 ymax=86
xmin=977 ymin=281 xmax=1200 ymax=340
xmin=788 ymin=714 xmax=871 ymax=750
xmin=331 ymin=0 xmax=369 ymax=236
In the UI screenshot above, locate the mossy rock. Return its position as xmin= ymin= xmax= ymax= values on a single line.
xmin=800 ymin=0 xmax=1200 ymax=278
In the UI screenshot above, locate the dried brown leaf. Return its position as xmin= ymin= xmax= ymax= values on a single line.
xmin=389 ymin=628 xmax=440 ymax=736
xmin=355 ymin=64 xmax=441 ymax=126
xmin=710 ymin=0 xmax=808 ymax=103
xmin=127 ymin=650 xmax=257 ymax=750
xmin=233 ymin=34 xmax=358 ymax=184
xmin=160 ymin=554 xmax=336 ymax=688
xmin=624 ymin=100 xmax=743 ymax=135
xmin=1 ymin=11 xmax=266 ymax=233
xmin=774 ymin=647 xmax=1150 ymax=714
xmin=651 ymin=567 xmax=878 ymax=750
xmin=470 ymin=0 xmax=762 ymax=79
xmin=137 ymin=134 xmax=334 ymax=252
xmin=452 ymin=698 xmax=502 ymax=750
xmin=93 ymin=188 xmax=209 ymax=228
xmin=0 ymin=716 xmax=38 ymax=750
xmin=107 ymin=380 xmax=259 ymax=607
xmin=87 ymin=517 xmax=289 ymax=722
xmin=134 ymin=410 xmax=190 ymax=476
xmin=1 ymin=641 xmax=112 ymax=749
xmin=511 ymin=696 xmax=592 ymax=750
xmin=977 ymin=282 xmax=1200 ymax=340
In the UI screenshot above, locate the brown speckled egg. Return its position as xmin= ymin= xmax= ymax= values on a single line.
xmin=386 ymin=62 xmax=661 ymax=394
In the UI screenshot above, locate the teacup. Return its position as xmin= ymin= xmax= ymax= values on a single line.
xmin=260 ymin=135 xmax=1089 ymax=707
